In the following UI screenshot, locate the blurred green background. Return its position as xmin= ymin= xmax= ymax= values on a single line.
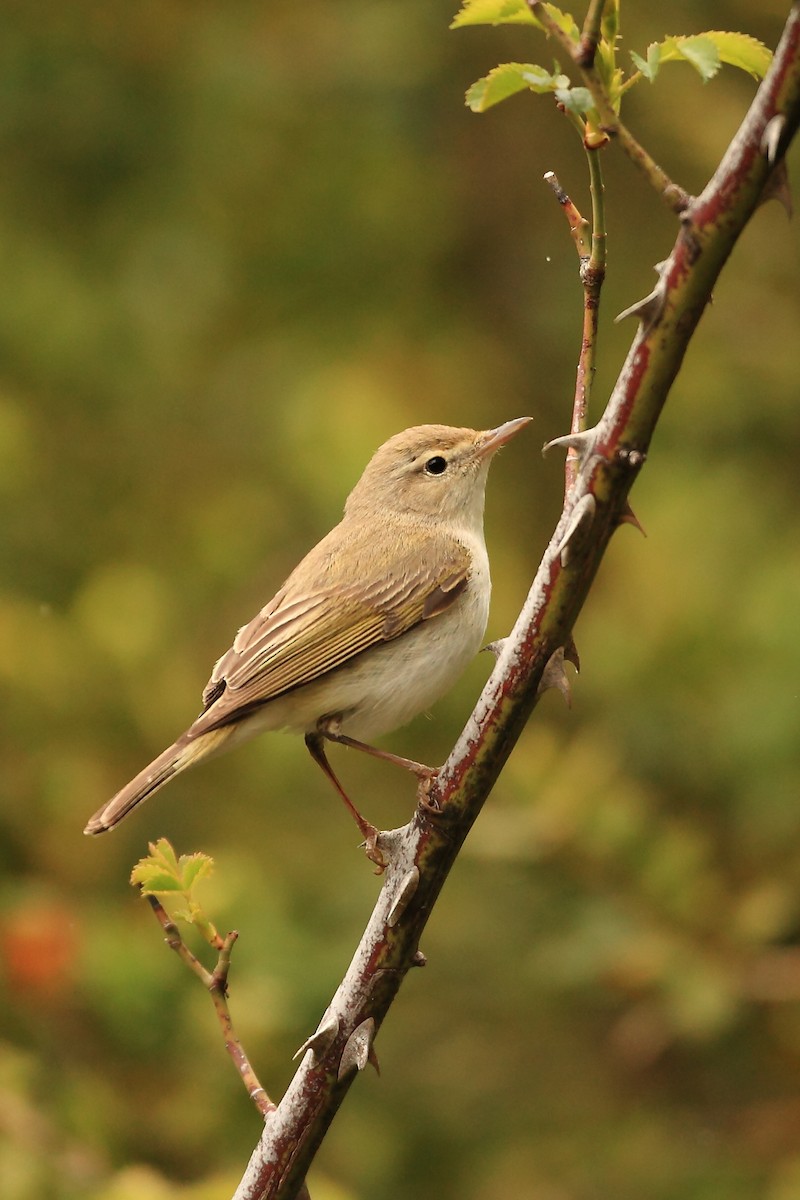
xmin=1 ymin=2 xmax=799 ymax=1198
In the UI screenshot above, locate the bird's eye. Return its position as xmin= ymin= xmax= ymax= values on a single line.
xmin=424 ymin=456 xmax=448 ymax=476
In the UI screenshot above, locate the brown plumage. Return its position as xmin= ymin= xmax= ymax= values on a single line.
xmin=84 ymin=419 xmax=529 ymax=840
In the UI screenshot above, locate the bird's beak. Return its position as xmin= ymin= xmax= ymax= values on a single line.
xmin=476 ymin=416 xmax=532 ymax=459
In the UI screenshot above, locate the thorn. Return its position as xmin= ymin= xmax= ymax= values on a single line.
xmin=542 ymin=427 xmax=598 ymax=465
xmin=482 ymin=638 xmax=507 ymax=659
xmin=759 ymin=158 xmax=793 ymax=218
xmin=411 ymin=950 xmax=427 ymax=968
xmin=556 ymin=493 xmax=596 ymax=567
xmin=294 ymin=1010 xmax=340 ymax=1061
xmin=761 ymin=114 xmax=786 ymax=165
xmin=368 ymin=1044 xmax=381 ymax=1076
xmin=564 ymin=637 xmax=580 ymax=673
xmin=617 ymin=503 xmax=647 ymax=537
xmin=615 ymin=261 xmax=670 ymax=327
xmin=338 ymin=1018 xmax=376 ymax=1081
xmin=615 ymin=283 xmax=666 ymax=327
xmin=537 ymin=647 xmax=573 ymax=707
xmin=387 ymin=867 xmax=420 ymax=928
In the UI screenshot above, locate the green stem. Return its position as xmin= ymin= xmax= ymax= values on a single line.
xmin=618 ymin=69 xmax=643 ymax=94
xmin=587 ymin=141 xmax=606 ymax=276
xmin=529 ymin=0 xmax=689 ymax=213
xmin=584 ymin=70 xmax=689 ymax=211
xmin=564 ymin=146 xmax=605 ymax=492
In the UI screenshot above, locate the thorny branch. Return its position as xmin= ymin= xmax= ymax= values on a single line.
xmin=231 ymin=6 xmax=800 ymax=1197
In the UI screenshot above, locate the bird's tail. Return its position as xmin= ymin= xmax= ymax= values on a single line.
xmin=84 ymin=725 xmax=235 ymax=835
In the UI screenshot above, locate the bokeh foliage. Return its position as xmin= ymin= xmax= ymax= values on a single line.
xmin=1 ymin=2 xmax=799 ymax=1198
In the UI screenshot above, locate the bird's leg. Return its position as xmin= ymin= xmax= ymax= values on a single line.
xmin=318 ymin=723 xmax=437 ymax=782
xmin=304 ymin=732 xmax=385 ymax=868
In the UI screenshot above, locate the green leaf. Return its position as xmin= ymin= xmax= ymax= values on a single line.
xmin=675 ymin=35 xmax=721 ymax=82
xmin=131 ymin=838 xmax=180 ymax=890
xmin=702 ymin=31 xmax=772 ymax=80
xmin=595 ymin=38 xmax=625 ymax=109
xmin=451 ymin=0 xmax=578 ymax=40
xmin=150 ymin=838 xmax=180 ymax=875
xmin=630 ymin=43 xmax=660 ymax=82
xmin=466 ymin=62 xmax=566 ymax=112
xmin=130 ymin=838 xmax=215 ymax=898
xmin=632 ymin=31 xmax=772 ymax=86
xmin=179 ymin=852 xmax=214 ymax=892
xmin=451 ymin=0 xmax=538 ymax=28
xmin=130 ymin=867 xmax=184 ymax=894
xmin=540 ymin=3 xmax=579 ymax=41
xmin=554 ymin=85 xmax=594 ymax=116
xmin=601 ymin=0 xmax=619 ymax=44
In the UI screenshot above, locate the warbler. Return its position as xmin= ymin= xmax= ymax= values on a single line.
xmin=84 ymin=418 xmax=530 ymax=851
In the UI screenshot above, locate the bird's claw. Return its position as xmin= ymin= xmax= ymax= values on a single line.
xmin=362 ymin=826 xmax=388 ymax=873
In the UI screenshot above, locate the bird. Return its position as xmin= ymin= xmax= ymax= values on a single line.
xmin=84 ymin=418 xmax=530 ymax=856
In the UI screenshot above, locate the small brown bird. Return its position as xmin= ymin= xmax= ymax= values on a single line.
xmin=84 ymin=418 xmax=530 ymax=850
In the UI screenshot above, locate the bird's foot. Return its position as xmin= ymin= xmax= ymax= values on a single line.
xmin=417 ymin=769 xmax=442 ymax=814
xmin=361 ymin=823 xmax=388 ymax=873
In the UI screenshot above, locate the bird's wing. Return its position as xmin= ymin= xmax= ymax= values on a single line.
xmin=193 ymin=531 xmax=471 ymax=732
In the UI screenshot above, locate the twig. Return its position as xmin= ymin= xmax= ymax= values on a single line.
xmin=590 ymin=84 xmax=691 ymax=213
xmin=145 ymin=894 xmax=275 ymax=1119
xmin=576 ymin=0 xmax=606 ymax=67
xmin=545 ymin=154 xmax=606 ymax=496
xmin=530 ymin=0 xmax=690 ymax=213
xmin=544 ymin=170 xmax=591 ymax=260
xmin=579 ymin=144 xmax=606 ymax=439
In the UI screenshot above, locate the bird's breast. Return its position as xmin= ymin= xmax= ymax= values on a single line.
xmin=239 ymin=534 xmax=492 ymax=743
xmin=336 ymin=538 xmax=491 ymax=740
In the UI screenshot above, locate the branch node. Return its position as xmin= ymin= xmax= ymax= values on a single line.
xmin=411 ymin=950 xmax=427 ymax=968
xmin=294 ymin=1010 xmax=341 ymax=1062
xmin=338 ymin=1018 xmax=376 ymax=1081
xmin=664 ymin=183 xmax=693 ymax=213
xmin=616 ymin=446 xmax=647 ymax=471
xmin=387 ymin=867 xmax=420 ymax=928
xmin=575 ymin=38 xmax=597 ymax=69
